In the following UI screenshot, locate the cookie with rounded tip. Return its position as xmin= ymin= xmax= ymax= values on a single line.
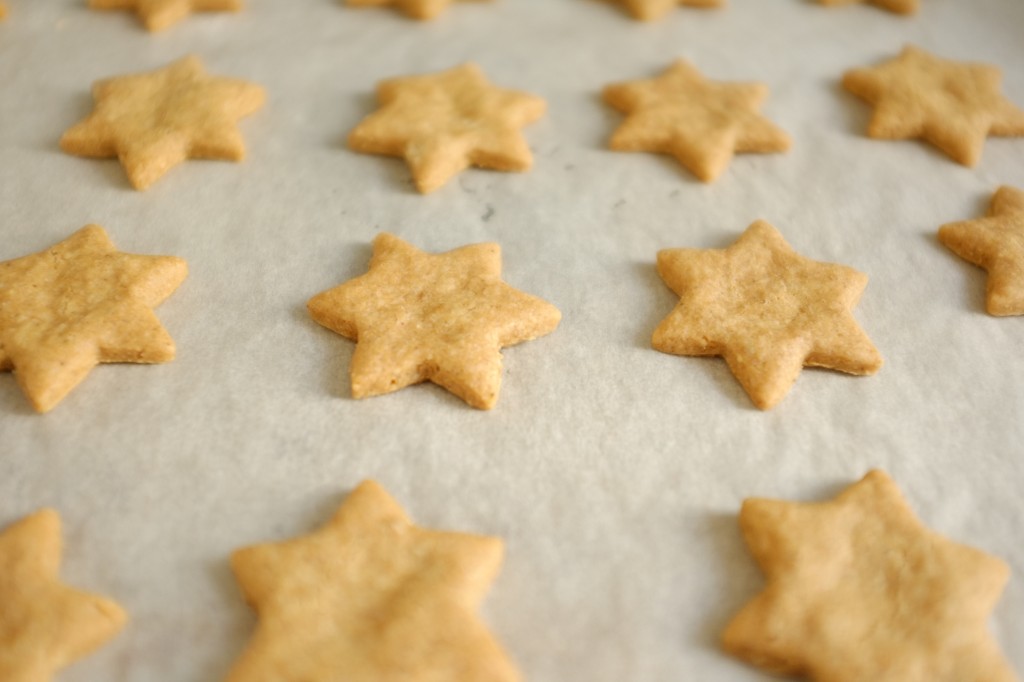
xmin=816 ymin=0 xmax=917 ymax=14
xmin=722 ymin=470 xmax=1018 ymax=682
xmin=307 ymin=233 xmax=560 ymax=409
xmin=88 ymin=0 xmax=242 ymax=31
xmin=603 ymin=60 xmax=790 ymax=183
xmin=0 ymin=509 xmax=127 ymax=682
xmin=939 ymin=186 xmax=1024 ymax=316
xmin=842 ymin=45 xmax=1024 ymax=166
xmin=226 ymin=480 xmax=521 ymax=682
xmin=652 ymin=220 xmax=881 ymax=409
xmin=346 ymin=0 xmax=489 ymax=20
xmin=348 ymin=64 xmax=545 ymax=194
xmin=614 ymin=0 xmax=722 ymax=21
xmin=61 ymin=55 xmax=265 ymax=190
xmin=0 ymin=225 xmax=187 ymax=412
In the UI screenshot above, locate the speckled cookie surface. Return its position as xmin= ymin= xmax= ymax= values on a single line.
xmin=0 ymin=225 xmax=187 ymax=412
xmin=226 ymin=480 xmax=521 ymax=682
xmin=843 ymin=45 xmax=1024 ymax=166
xmin=722 ymin=470 xmax=1018 ymax=682
xmin=307 ymin=233 xmax=560 ymax=410
xmin=652 ymin=220 xmax=881 ymax=409
xmin=939 ymin=186 xmax=1024 ymax=316
xmin=61 ymin=55 xmax=265 ymax=190
xmin=0 ymin=509 xmax=127 ymax=682
xmin=348 ymin=64 xmax=545 ymax=193
xmin=88 ymin=0 xmax=242 ymax=31
xmin=603 ymin=60 xmax=790 ymax=182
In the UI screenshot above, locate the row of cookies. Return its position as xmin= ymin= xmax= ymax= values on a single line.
xmin=2 ymin=470 xmax=1016 ymax=681
xmin=56 ymin=47 xmax=1024 ymax=194
xmin=4 ymin=191 xmax=1020 ymax=414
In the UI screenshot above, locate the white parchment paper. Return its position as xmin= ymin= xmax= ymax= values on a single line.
xmin=1 ymin=0 xmax=1022 ymax=680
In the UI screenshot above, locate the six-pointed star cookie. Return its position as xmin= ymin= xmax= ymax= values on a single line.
xmin=61 ymin=55 xmax=265 ymax=190
xmin=0 ymin=509 xmax=127 ymax=682
xmin=348 ymin=64 xmax=546 ymax=193
xmin=612 ymin=0 xmax=722 ymax=21
xmin=346 ymin=0 xmax=488 ymax=20
xmin=88 ymin=0 xmax=241 ymax=32
xmin=308 ymin=233 xmax=560 ymax=409
xmin=652 ymin=220 xmax=882 ymax=409
xmin=843 ymin=46 xmax=1024 ymax=166
xmin=722 ymin=470 xmax=1018 ymax=682
xmin=816 ymin=0 xmax=917 ymax=14
xmin=939 ymin=186 xmax=1024 ymax=316
xmin=226 ymin=480 xmax=521 ymax=682
xmin=603 ymin=60 xmax=790 ymax=182
xmin=0 ymin=225 xmax=187 ymax=412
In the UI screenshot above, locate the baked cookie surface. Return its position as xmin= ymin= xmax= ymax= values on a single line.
xmin=308 ymin=233 xmax=560 ymax=409
xmin=652 ymin=220 xmax=881 ymax=409
xmin=348 ymin=64 xmax=545 ymax=193
xmin=226 ymin=480 xmax=521 ymax=682
xmin=61 ymin=55 xmax=265 ymax=190
xmin=345 ymin=0 xmax=489 ymax=20
xmin=88 ymin=0 xmax=242 ymax=32
xmin=723 ymin=470 xmax=1017 ymax=682
xmin=0 ymin=509 xmax=127 ymax=682
xmin=0 ymin=225 xmax=187 ymax=412
xmin=613 ymin=0 xmax=722 ymax=21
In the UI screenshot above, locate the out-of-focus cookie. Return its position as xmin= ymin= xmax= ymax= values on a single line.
xmin=603 ymin=60 xmax=790 ymax=182
xmin=816 ymin=0 xmax=917 ymax=14
xmin=88 ymin=0 xmax=241 ymax=32
xmin=939 ymin=186 xmax=1024 ymax=316
xmin=0 ymin=225 xmax=187 ymax=412
xmin=308 ymin=233 xmax=560 ymax=409
xmin=653 ymin=220 xmax=881 ymax=409
xmin=723 ymin=470 xmax=1018 ymax=682
xmin=0 ymin=509 xmax=127 ymax=682
xmin=612 ymin=0 xmax=722 ymax=22
xmin=348 ymin=64 xmax=545 ymax=193
xmin=226 ymin=480 xmax=521 ymax=682
xmin=345 ymin=0 xmax=488 ymax=20
xmin=61 ymin=55 xmax=265 ymax=190
xmin=843 ymin=46 xmax=1024 ymax=166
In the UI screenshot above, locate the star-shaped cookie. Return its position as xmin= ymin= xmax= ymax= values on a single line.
xmin=0 ymin=509 xmax=127 ymax=682
xmin=226 ymin=480 xmax=521 ymax=682
xmin=722 ymin=470 xmax=1018 ymax=682
xmin=816 ymin=0 xmax=917 ymax=14
xmin=939 ymin=186 xmax=1024 ymax=316
xmin=652 ymin=220 xmax=882 ymax=409
xmin=0 ymin=225 xmax=187 ymax=413
xmin=61 ymin=55 xmax=265 ymax=190
xmin=612 ymin=0 xmax=722 ymax=21
xmin=88 ymin=0 xmax=241 ymax=32
xmin=843 ymin=46 xmax=1024 ymax=166
xmin=346 ymin=0 xmax=488 ymax=20
xmin=308 ymin=233 xmax=560 ymax=409
xmin=603 ymin=60 xmax=790 ymax=182
xmin=348 ymin=64 xmax=545 ymax=193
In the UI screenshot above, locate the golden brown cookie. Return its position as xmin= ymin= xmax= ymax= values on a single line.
xmin=653 ymin=220 xmax=882 ymax=409
xmin=603 ymin=60 xmax=790 ymax=183
xmin=0 ymin=3 xmax=7 ymax=21
xmin=843 ymin=45 xmax=1024 ymax=166
xmin=348 ymin=64 xmax=545 ymax=193
xmin=0 ymin=509 xmax=127 ymax=682
xmin=61 ymin=55 xmax=265 ymax=190
xmin=346 ymin=0 xmax=488 ymax=20
xmin=816 ymin=0 xmax=917 ymax=14
xmin=722 ymin=470 xmax=1018 ymax=682
xmin=226 ymin=480 xmax=521 ymax=682
xmin=612 ymin=0 xmax=722 ymax=21
xmin=0 ymin=225 xmax=187 ymax=413
xmin=88 ymin=0 xmax=241 ymax=31
xmin=939 ymin=186 xmax=1024 ymax=316
xmin=308 ymin=233 xmax=560 ymax=410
